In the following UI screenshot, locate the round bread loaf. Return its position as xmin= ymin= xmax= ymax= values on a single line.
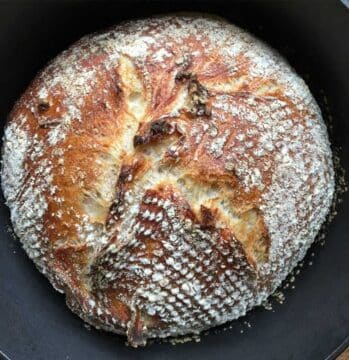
xmin=1 ymin=14 xmax=335 ymax=346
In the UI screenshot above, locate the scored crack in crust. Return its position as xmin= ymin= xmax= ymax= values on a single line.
xmin=1 ymin=14 xmax=335 ymax=346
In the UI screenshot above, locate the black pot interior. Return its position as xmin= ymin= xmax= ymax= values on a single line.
xmin=0 ymin=1 xmax=348 ymax=360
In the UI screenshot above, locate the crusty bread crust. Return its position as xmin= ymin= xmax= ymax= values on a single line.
xmin=1 ymin=14 xmax=334 ymax=346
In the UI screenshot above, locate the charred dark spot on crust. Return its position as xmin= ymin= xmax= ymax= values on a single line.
xmin=37 ymin=101 xmax=50 ymax=113
xmin=118 ymin=165 xmax=134 ymax=183
xmin=188 ymin=78 xmax=211 ymax=117
xmin=175 ymin=71 xmax=193 ymax=82
xmin=200 ymin=205 xmax=215 ymax=228
xmin=36 ymin=101 xmax=62 ymax=128
xmin=175 ymin=72 xmax=211 ymax=117
xmin=118 ymin=160 xmax=144 ymax=184
xmin=106 ymin=160 xmax=144 ymax=229
xmin=150 ymin=120 xmax=173 ymax=136
xmin=134 ymin=118 xmax=175 ymax=147
xmin=133 ymin=135 xmax=146 ymax=147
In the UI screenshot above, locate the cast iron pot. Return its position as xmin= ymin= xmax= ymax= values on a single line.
xmin=0 ymin=1 xmax=348 ymax=359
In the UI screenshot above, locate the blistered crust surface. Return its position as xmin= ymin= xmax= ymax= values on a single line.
xmin=1 ymin=15 xmax=334 ymax=346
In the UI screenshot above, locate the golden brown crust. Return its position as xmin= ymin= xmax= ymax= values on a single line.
xmin=1 ymin=14 xmax=334 ymax=346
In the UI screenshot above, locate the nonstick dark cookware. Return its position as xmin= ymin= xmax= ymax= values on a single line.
xmin=0 ymin=1 xmax=348 ymax=359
